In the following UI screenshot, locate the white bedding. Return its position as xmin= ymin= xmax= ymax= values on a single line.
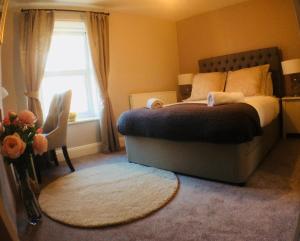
xmin=244 ymin=96 xmax=279 ymax=127
xmin=164 ymin=96 xmax=279 ymax=127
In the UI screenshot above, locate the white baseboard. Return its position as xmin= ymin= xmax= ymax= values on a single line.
xmin=57 ymin=137 xmax=125 ymax=162
xmin=56 ymin=142 xmax=101 ymax=161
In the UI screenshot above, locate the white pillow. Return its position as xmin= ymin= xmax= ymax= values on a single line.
xmin=260 ymin=72 xmax=273 ymax=96
xmin=265 ymin=72 xmax=273 ymax=96
xmin=225 ymin=64 xmax=270 ymax=96
xmin=189 ymin=72 xmax=227 ymax=101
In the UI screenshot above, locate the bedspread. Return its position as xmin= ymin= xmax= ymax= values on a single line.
xmin=118 ymin=103 xmax=262 ymax=143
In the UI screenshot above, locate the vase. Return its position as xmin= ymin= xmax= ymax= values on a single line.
xmin=13 ymin=153 xmax=42 ymax=225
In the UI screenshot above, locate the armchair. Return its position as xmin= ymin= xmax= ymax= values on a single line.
xmin=43 ymin=90 xmax=75 ymax=172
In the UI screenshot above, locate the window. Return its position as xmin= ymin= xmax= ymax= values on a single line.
xmin=41 ymin=21 xmax=99 ymax=120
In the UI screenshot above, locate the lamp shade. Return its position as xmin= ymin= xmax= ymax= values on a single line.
xmin=281 ymin=58 xmax=300 ymax=75
xmin=178 ymin=73 xmax=194 ymax=85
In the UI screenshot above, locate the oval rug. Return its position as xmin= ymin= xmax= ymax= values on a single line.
xmin=39 ymin=162 xmax=179 ymax=228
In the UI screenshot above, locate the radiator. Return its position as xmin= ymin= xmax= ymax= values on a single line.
xmin=129 ymin=91 xmax=177 ymax=109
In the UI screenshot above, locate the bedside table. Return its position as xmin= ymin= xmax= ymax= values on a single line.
xmin=179 ymin=85 xmax=192 ymax=101
xmin=282 ymin=96 xmax=300 ymax=138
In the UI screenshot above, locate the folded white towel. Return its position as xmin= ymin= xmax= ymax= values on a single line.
xmin=207 ymin=92 xmax=244 ymax=107
xmin=146 ymin=98 xmax=164 ymax=109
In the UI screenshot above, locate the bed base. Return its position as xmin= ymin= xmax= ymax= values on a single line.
xmin=125 ymin=118 xmax=279 ymax=184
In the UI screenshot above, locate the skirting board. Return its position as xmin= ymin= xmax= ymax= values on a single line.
xmin=56 ymin=136 xmax=125 ymax=162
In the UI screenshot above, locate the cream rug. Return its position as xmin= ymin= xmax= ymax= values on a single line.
xmin=38 ymin=162 xmax=179 ymax=228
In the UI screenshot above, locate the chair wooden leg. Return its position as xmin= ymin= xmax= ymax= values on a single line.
xmin=50 ymin=149 xmax=59 ymax=166
xmin=62 ymin=146 xmax=75 ymax=172
xmin=45 ymin=151 xmax=52 ymax=168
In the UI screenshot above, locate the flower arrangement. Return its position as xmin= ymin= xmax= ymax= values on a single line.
xmin=0 ymin=110 xmax=48 ymax=225
xmin=0 ymin=110 xmax=47 ymax=163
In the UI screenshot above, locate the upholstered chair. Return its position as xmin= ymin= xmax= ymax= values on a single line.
xmin=43 ymin=90 xmax=75 ymax=172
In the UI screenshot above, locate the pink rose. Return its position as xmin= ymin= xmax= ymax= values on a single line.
xmin=2 ymin=133 xmax=26 ymax=159
xmin=33 ymin=134 xmax=48 ymax=156
xmin=18 ymin=110 xmax=36 ymax=125
xmin=36 ymin=128 xmax=43 ymax=134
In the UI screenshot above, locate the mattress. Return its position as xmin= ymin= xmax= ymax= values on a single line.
xmin=171 ymin=95 xmax=279 ymax=127
xmin=244 ymin=96 xmax=279 ymax=127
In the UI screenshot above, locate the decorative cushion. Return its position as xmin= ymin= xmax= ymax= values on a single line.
xmin=225 ymin=65 xmax=270 ymax=96
xmin=189 ymin=72 xmax=227 ymax=100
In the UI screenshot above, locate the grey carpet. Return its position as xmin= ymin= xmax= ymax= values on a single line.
xmin=18 ymin=139 xmax=300 ymax=241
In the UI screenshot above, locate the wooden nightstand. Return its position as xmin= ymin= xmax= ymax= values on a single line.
xmin=179 ymin=85 xmax=192 ymax=101
xmin=282 ymin=96 xmax=300 ymax=138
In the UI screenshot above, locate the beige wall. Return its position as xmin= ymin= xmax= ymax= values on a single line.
xmin=67 ymin=120 xmax=100 ymax=148
xmin=1 ymin=9 xmax=179 ymax=147
xmin=109 ymin=12 xmax=179 ymax=119
xmin=177 ymin=0 xmax=300 ymax=73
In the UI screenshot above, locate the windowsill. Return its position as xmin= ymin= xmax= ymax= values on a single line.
xmin=68 ymin=117 xmax=99 ymax=125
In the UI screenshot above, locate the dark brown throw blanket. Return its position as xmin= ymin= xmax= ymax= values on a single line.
xmin=118 ymin=103 xmax=262 ymax=143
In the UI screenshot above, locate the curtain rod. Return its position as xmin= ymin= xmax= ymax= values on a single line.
xmin=21 ymin=8 xmax=110 ymax=16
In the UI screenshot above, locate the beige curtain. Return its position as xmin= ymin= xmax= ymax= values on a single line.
xmin=20 ymin=10 xmax=54 ymax=126
xmin=85 ymin=12 xmax=120 ymax=153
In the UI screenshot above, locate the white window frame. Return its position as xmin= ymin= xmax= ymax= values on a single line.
xmin=41 ymin=20 xmax=99 ymax=120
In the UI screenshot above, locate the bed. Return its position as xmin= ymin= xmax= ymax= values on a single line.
xmin=119 ymin=47 xmax=284 ymax=184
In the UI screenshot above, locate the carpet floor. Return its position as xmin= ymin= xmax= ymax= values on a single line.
xmin=18 ymin=139 xmax=300 ymax=241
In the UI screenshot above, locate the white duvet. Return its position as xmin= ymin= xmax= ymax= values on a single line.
xmin=244 ymin=96 xmax=279 ymax=127
xmin=164 ymin=96 xmax=279 ymax=127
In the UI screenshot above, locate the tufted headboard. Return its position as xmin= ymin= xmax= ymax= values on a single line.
xmin=198 ymin=47 xmax=284 ymax=97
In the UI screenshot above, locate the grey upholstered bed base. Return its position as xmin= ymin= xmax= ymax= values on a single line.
xmin=125 ymin=117 xmax=279 ymax=184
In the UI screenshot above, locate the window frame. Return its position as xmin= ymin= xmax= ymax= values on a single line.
xmin=41 ymin=20 xmax=99 ymax=120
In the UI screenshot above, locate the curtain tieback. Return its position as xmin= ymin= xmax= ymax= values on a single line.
xmin=25 ymin=91 xmax=39 ymax=99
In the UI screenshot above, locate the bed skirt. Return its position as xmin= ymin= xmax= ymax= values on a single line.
xmin=125 ymin=117 xmax=280 ymax=184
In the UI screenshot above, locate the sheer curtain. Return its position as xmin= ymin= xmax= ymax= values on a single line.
xmin=20 ymin=10 xmax=54 ymax=126
xmin=85 ymin=12 xmax=120 ymax=153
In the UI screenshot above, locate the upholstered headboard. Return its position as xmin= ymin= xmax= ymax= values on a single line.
xmin=198 ymin=47 xmax=284 ymax=97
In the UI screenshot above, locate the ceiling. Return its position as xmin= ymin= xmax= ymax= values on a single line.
xmin=12 ymin=0 xmax=250 ymax=21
